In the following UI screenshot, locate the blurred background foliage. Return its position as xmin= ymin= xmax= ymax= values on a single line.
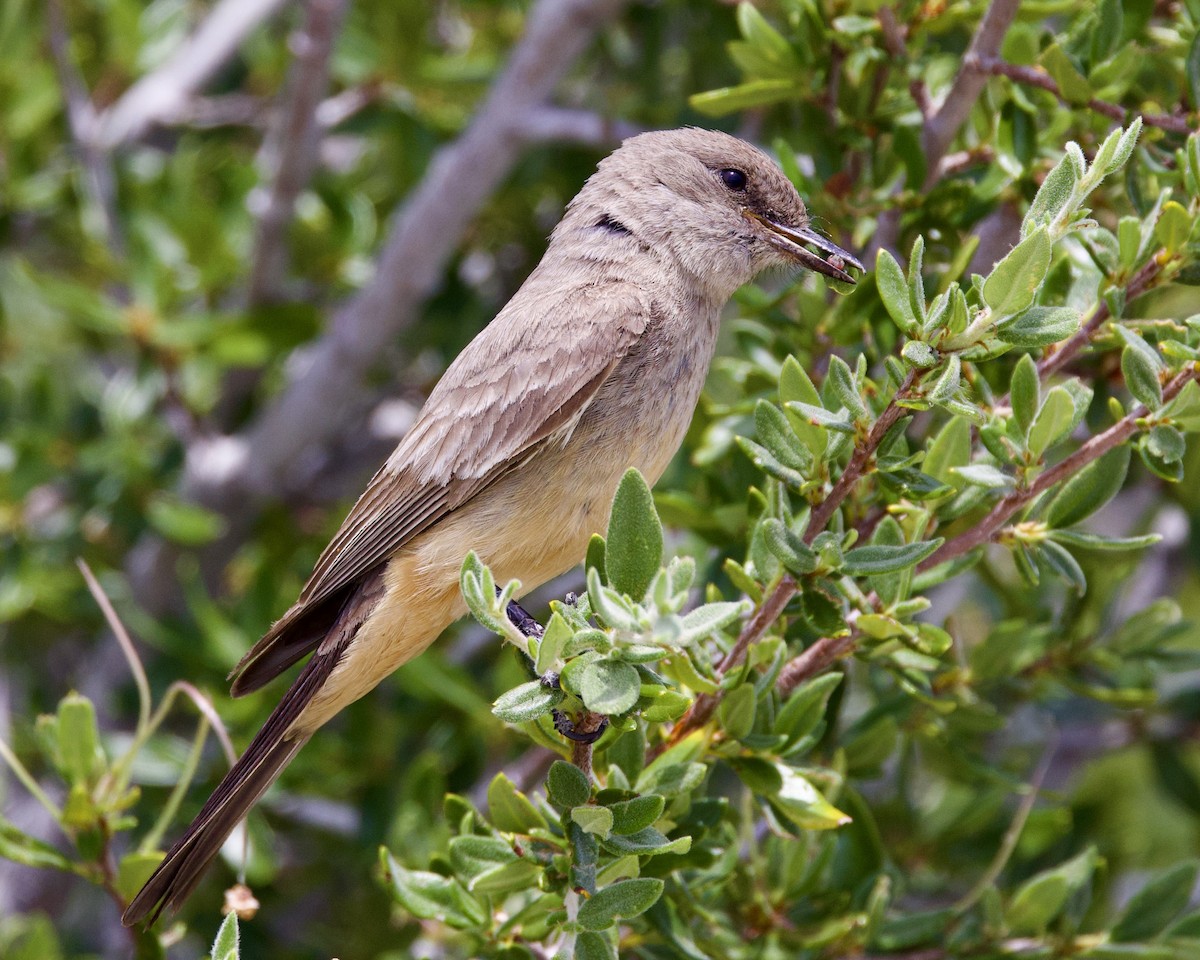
xmin=5 ymin=0 xmax=1200 ymax=957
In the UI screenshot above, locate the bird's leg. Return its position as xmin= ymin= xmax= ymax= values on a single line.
xmin=495 ymin=587 xmax=609 ymax=756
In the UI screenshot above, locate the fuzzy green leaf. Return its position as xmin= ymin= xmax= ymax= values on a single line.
xmin=606 ymin=469 xmax=663 ymax=600
xmin=983 ymin=229 xmax=1051 ymax=318
xmin=579 ymin=659 xmax=641 ymax=715
xmin=1010 ymin=353 xmax=1039 ymax=434
xmin=841 ymin=539 xmax=943 ymax=575
xmin=493 ymin=680 xmax=561 ymax=724
xmin=876 ymin=248 xmax=918 ymax=334
xmin=1045 ymin=444 xmax=1130 ymax=528
xmin=577 ymin=878 xmax=665 ymax=931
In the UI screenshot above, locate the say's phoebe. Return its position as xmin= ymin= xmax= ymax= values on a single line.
xmin=123 ymin=127 xmax=861 ymax=925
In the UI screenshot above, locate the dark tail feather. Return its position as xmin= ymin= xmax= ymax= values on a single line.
xmin=122 ymin=639 xmax=343 ymax=926
xmin=123 ymin=568 xmax=385 ymax=927
xmin=122 ymin=731 xmax=309 ymax=926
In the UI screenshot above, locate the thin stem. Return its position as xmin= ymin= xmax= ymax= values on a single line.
xmin=663 ymin=373 xmax=918 ymax=747
xmin=921 ymin=0 xmax=1022 ymax=183
xmin=1037 ymin=256 xmax=1164 ymax=381
xmin=970 ymin=57 xmax=1194 ymax=136
xmin=0 ymin=735 xmax=62 ymax=820
xmin=954 ymin=731 xmax=1059 ymax=913
xmin=924 ymin=365 xmax=1200 ymax=572
xmin=77 ymin=559 xmax=151 ymax=735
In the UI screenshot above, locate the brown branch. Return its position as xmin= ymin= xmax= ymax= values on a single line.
xmin=923 ymin=365 xmax=1200 ymax=572
xmin=921 ymin=0 xmax=1022 ymax=185
xmin=1038 ymin=256 xmax=1165 ymax=380
xmin=970 ymin=57 xmax=1195 ymax=136
xmin=777 ymin=630 xmax=859 ymax=697
xmin=662 ymin=372 xmax=919 ymax=747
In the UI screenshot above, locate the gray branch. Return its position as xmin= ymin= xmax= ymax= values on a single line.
xmin=920 ymin=0 xmax=1021 ymax=184
xmin=246 ymin=0 xmax=349 ymax=306
xmin=45 ymin=0 xmax=125 ymax=258
xmin=128 ymin=0 xmax=632 ymax=613
xmin=96 ymin=0 xmax=296 ymax=148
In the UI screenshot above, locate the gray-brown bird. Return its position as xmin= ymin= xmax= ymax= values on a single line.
xmin=123 ymin=127 xmax=861 ymax=925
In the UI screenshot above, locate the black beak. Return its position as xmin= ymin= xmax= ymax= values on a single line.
xmin=744 ymin=211 xmax=864 ymax=284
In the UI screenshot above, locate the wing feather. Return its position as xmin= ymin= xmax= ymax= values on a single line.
xmin=230 ymin=277 xmax=650 ymax=691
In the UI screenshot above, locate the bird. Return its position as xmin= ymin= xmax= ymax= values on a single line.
xmin=122 ymin=127 xmax=861 ymax=925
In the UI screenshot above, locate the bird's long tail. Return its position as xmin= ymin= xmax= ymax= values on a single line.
xmin=120 ymin=646 xmax=338 ymax=926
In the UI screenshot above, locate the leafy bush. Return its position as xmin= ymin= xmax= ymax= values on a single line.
xmin=4 ymin=1 xmax=1200 ymax=958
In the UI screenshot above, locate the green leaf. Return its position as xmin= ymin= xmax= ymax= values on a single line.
xmin=1189 ymin=30 xmax=1200 ymax=111
xmin=600 ymin=825 xmax=690 ymax=856
xmin=842 ymin=539 xmax=943 ymax=575
xmin=116 ymin=851 xmax=164 ymax=901
xmin=1048 ymin=529 xmax=1160 ymax=552
xmin=761 ymin=518 xmax=818 ymax=575
xmin=1090 ymin=0 xmax=1122 ymax=63
xmin=827 ymin=355 xmax=866 ymax=420
xmin=637 ymin=760 xmax=706 ymax=797
xmin=924 ymin=416 xmax=972 ymax=484
xmin=579 ymin=660 xmax=641 ymax=715
xmin=548 ymin=760 xmax=592 ymax=808
xmin=575 ymin=931 xmax=618 ymax=960
xmin=606 ymin=469 xmax=663 ymax=600
xmin=1011 ymin=353 xmax=1039 ymax=434
xmin=926 ymin=354 xmax=960 ymax=405
xmin=876 ymin=249 xmax=918 ymax=334
xmin=768 ymin=764 xmax=852 ymax=830
xmin=785 ymin=401 xmax=855 ymax=433
xmin=383 ymin=853 xmax=488 ymax=929
xmin=1118 ymin=328 xmax=1165 ymax=410
xmin=983 ymin=229 xmax=1051 ymax=318
xmin=718 ymin=683 xmax=757 ymax=740
xmin=586 ymin=534 xmax=607 ymax=583
xmin=689 ymin=79 xmax=799 ymax=115
xmin=736 ymin=2 xmax=795 ymax=68
xmin=1039 ymin=43 xmax=1091 ymax=105
xmin=146 ymin=492 xmax=227 ymax=545
xmin=1156 ymin=200 xmax=1192 ymax=254
xmin=952 ymin=464 xmax=1014 ymax=490
xmin=901 ymin=340 xmax=938 ymax=368
xmin=678 ymin=601 xmax=748 ymax=644
xmin=908 ymin=236 xmax=927 ymax=321
xmin=1028 ymin=386 xmax=1075 ymax=457
xmin=210 ymin=912 xmax=240 ymax=960
xmin=607 ymin=795 xmax=664 ymax=835
xmin=487 ymin=773 xmax=548 ymax=833
xmin=779 ymin=355 xmax=827 ymax=457
xmin=571 ymin=805 xmax=614 ymax=838
xmin=774 ymin=673 xmax=841 ymax=752
xmin=1005 ymin=848 xmax=1099 ymax=935
xmin=755 ymin=399 xmax=813 ymax=472
xmin=737 ymin=437 xmax=807 ymax=488
xmin=536 ymin=612 xmax=572 ymax=675
xmin=1045 ymin=445 xmax=1130 ymax=528
xmin=449 ymin=835 xmax=518 ymax=879
xmin=1025 ymin=154 xmax=1078 ymax=232
xmin=1040 ymin=540 xmax=1087 ymax=593
xmin=1111 ymin=861 xmax=1199 ymax=942
xmin=1147 ymin=423 xmax=1186 ymax=463
xmin=56 ymin=692 xmax=103 ymax=788
xmin=493 ymin=680 xmax=562 ymax=723
xmin=577 ymin=879 xmax=665 ymax=931
xmin=0 ymin=817 xmax=75 ymax=872
xmin=998 ymin=306 xmax=1081 ymax=347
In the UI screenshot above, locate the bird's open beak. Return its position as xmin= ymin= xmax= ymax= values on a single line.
xmin=744 ymin=211 xmax=864 ymax=284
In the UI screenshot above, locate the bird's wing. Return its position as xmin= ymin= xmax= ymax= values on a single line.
xmin=229 ymin=279 xmax=651 ymax=692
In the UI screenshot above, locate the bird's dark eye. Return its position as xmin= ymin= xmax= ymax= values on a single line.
xmin=719 ymin=168 xmax=748 ymax=191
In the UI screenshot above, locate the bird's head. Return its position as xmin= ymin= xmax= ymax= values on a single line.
xmin=562 ymin=127 xmax=862 ymax=301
